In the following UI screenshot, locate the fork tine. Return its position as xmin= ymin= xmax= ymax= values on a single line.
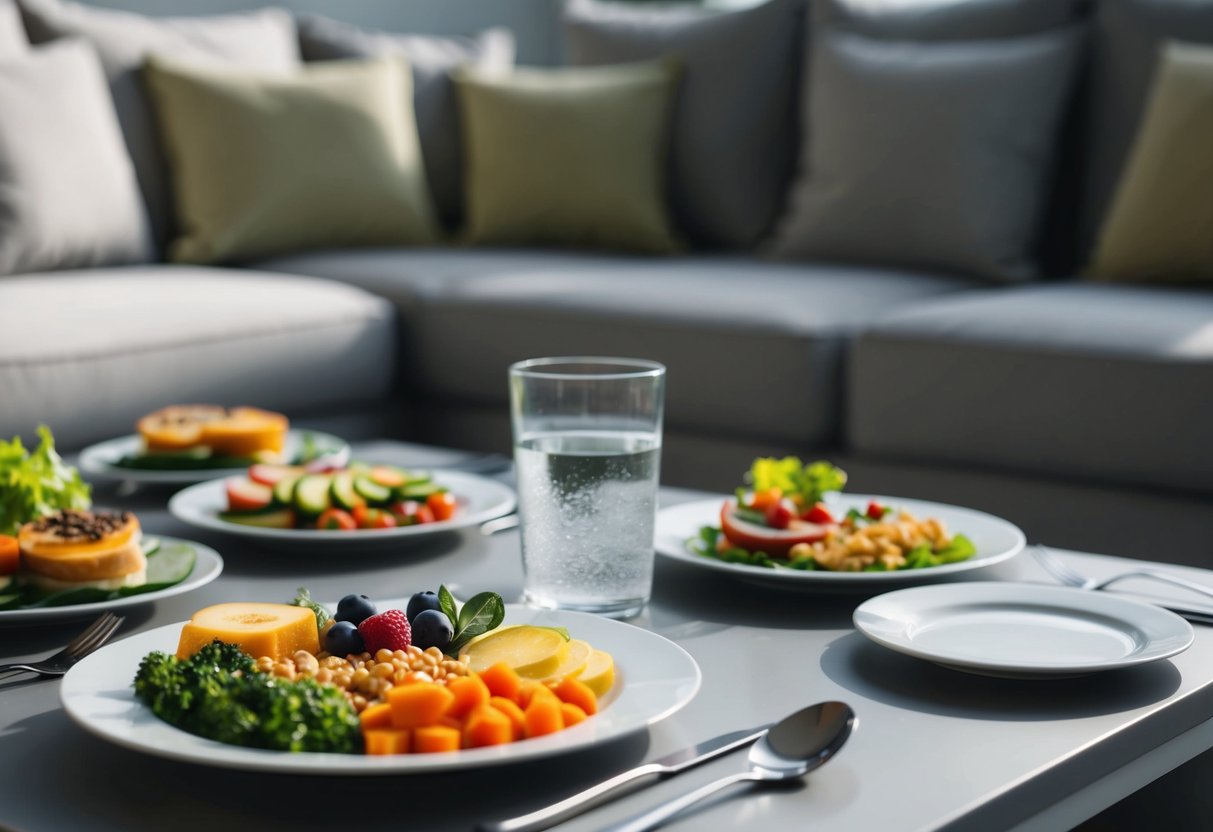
xmin=63 ymin=613 xmax=117 ymax=655
xmin=1032 ymin=546 xmax=1084 ymax=585
xmin=69 ymin=614 xmax=123 ymax=660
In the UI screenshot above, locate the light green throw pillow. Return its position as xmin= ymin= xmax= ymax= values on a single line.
xmin=1089 ymin=42 xmax=1213 ymax=283
xmin=453 ymin=61 xmax=681 ymax=253
xmin=144 ymin=55 xmax=438 ymax=264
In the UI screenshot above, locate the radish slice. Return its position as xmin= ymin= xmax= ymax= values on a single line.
xmin=248 ymin=463 xmax=304 ymax=486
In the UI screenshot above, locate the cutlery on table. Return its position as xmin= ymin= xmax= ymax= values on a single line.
xmin=480 ymin=514 xmax=519 ymax=537
xmin=481 ymin=724 xmax=771 ymax=832
xmin=601 ymin=701 xmax=855 ymax=832
xmin=0 ymin=612 xmax=124 ymax=680
xmin=1032 ymin=546 xmax=1213 ymax=624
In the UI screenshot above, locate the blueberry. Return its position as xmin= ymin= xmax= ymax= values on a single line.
xmin=324 ymin=620 xmax=365 ymax=656
xmin=406 ymin=591 xmax=442 ymax=623
xmin=411 ymin=609 xmax=453 ymax=651
xmin=335 ymin=594 xmax=377 ymax=625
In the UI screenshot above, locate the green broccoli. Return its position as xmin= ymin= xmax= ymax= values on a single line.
xmin=133 ymin=640 xmax=360 ymax=754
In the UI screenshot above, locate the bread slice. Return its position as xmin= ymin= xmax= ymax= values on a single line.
xmin=19 ymin=510 xmax=146 ymax=585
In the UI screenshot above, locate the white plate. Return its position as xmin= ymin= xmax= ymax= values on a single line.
xmin=168 ymin=471 xmax=517 ymax=553
xmin=0 ymin=538 xmax=223 ymax=625
xmin=60 ymin=605 xmax=702 ymax=774
xmin=655 ymin=494 xmax=1026 ymax=589
xmin=854 ymin=583 xmax=1194 ymax=678
xmin=78 ymin=430 xmax=349 ymax=485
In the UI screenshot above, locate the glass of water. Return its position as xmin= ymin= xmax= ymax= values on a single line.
xmin=509 ymin=357 xmax=665 ymax=619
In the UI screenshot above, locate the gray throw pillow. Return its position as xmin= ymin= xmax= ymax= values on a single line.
xmin=296 ymin=15 xmax=514 ymax=231
xmin=1 ymin=0 xmax=27 ymax=53
xmin=17 ymin=0 xmax=299 ymax=250
xmin=0 ymin=39 xmax=153 ymax=275
xmin=817 ymin=0 xmax=1084 ymax=40
xmin=563 ymin=0 xmax=805 ymax=249
xmin=770 ymin=28 xmax=1084 ymax=282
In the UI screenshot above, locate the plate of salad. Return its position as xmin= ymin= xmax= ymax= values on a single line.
xmin=0 ymin=427 xmax=222 ymax=622
xmin=655 ymin=458 xmax=1025 ymax=589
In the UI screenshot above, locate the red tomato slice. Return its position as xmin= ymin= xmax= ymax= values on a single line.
xmin=719 ymin=502 xmax=830 ymax=557
xmin=226 ymin=478 xmax=273 ymax=512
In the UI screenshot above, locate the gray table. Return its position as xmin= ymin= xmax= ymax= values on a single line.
xmin=3 ymin=441 xmax=1213 ymax=832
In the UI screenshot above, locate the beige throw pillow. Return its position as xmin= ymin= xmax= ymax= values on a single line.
xmin=1089 ymin=41 xmax=1213 ymax=283
xmin=453 ymin=61 xmax=681 ymax=254
xmin=144 ymin=55 xmax=439 ymax=264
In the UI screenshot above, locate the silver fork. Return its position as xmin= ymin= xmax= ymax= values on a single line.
xmin=0 ymin=612 xmax=124 ymax=679
xmin=1031 ymin=546 xmax=1213 ymax=604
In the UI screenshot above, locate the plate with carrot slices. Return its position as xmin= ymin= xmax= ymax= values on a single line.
xmin=60 ymin=605 xmax=701 ymax=773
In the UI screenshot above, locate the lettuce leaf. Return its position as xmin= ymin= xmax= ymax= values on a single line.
xmin=747 ymin=457 xmax=847 ymax=505
xmin=0 ymin=426 xmax=91 ymax=535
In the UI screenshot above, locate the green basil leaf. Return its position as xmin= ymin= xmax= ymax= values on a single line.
xmin=450 ymin=591 xmax=504 ymax=652
xmin=438 ymin=584 xmax=458 ymax=627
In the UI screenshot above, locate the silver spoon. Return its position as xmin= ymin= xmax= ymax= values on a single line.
xmin=602 ymin=701 xmax=856 ymax=832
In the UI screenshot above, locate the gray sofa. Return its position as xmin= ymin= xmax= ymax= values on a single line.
xmin=2 ymin=0 xmax=1211 ymax=565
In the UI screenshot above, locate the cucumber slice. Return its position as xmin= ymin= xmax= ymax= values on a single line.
xmin=294 ymin=474 xmax=332 ymax=515
xmin=353 ymin=474 xmax=391 ymax=504
xmin=219 ymin=507 xmax=297 ymax=529
xmin=330 ymin=471 xmax=363 ymax=510
xmin=273 ymin=475 xmax=300 ymax=506
xmin=398 ymin=481 xmax=443 ymax=500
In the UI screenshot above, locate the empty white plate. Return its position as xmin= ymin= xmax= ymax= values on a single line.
xmin=854 ymin=583 xmax=1194 ymax=678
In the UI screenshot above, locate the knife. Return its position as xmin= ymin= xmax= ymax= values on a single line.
xmin=1151 ymin=604 xmax=1213 ymax=626
xmin=478 ymin=724 xmax=771 ymax=832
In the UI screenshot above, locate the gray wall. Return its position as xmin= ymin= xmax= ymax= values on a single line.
xmin=74 ymin=0 xmax=564 ymax=64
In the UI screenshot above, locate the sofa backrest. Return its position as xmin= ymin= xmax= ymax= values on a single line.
xmin=64 ymin=0 xmax=564 ymax=64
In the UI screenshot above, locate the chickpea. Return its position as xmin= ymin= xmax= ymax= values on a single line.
xmin=293 ymin=651 xmax=320 ymax=677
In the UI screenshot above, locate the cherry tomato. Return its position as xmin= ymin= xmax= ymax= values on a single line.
xmin=866 ymin=500 xmax=886 ymax=521
xmin=368 ymin=511 xmax=397 ymax=529
xmin=802 ymin=503 xmax=835 ymax=525
xmin=748 ymin=487 xmax=783 ymax=511
xmin=414 ymin=505 xmax=436 ymax=524
xmin=764 ymin=500 xmax=795 ymax=530
xmin=316 ymin=508 xmax=356 ymax=531
xmin=351 ymin=504 xmax=369 ymax=527
xmin=426 ymin=491 xmax=457 ymax=522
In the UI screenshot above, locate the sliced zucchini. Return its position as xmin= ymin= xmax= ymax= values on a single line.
xmin=398 ymin=480 xmax=443 ymax=500
xmin=294 ymin=474 xmax=333 ymax=515
xmin=273 ymin=475 xmax=300 ymax=506
xmin=219 ymin=507 xmax=296 ymax=529
xmin=353 ymin=474 xmax=392 ymax=504
xmin=330 ymin=471 xmax=363 ymax=510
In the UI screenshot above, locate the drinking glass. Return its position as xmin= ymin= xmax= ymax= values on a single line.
xmin=509 ymin=357 xmax=665 ymax=619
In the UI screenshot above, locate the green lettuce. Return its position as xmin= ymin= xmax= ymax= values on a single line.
xmin=0 ymin=426 xmax=91 ymax=535
xmin=747 ymin=457 xmax=847 ymax=505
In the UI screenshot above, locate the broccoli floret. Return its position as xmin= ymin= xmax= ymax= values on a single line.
xmin=132 ymin=640 xmax=360 ymax=754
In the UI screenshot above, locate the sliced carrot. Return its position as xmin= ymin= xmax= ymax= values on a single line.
xmin=413 ymin=725 xmax=461 ymax=754
xmin=479 ymin=662 xmax=521 ymax=701
xmin=363 ymin=728 xmax=411 ymax=755
xmin=446 ymin=675 xmax=491 ymax=720
xmin=560 ymin=703 xmax=587 ymax=727
xmin=463 ymin=703 xmax=513 ymax=748
xmin=489 ymin=696 xmax=527 ymax=740
xmin=0 ymin=536 xmax=18 ymax=576
xmin=359 ymin=702 xmax=393 ymax=731
xmin=524 ymin=696 xmax=564 ymax=738
xmin=552 ymin=677 xmax=598 ymax=716
xmin=387 ymin=682 xmax=455 ymax=729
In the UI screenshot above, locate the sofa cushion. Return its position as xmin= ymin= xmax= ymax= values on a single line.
xmin=770 ymin=26 xmax=1085 ymax=282
xmin=1079 ymin=0 xmax=1213 ymax=260
xmin=453 ymin=61 xmax=682 ymax=254
xmin=17 ymin=0 xmax=300 ymax=249
xmin=0 ymin=39 xmax=153 ymax=275
xmin=563 ymin=0 xmax=804 ymax=250
xmin=1 ymin=0 xmax=26 ymax=52
xmin=144 ymin=54 xmax=437 ymax=264
xmin=848 ymin=284 xmax=1213 ymax=493
xmin=297 ymin=15 xmax=514 ymax=231
xmin=254 ymin=249 xmax=970 ymax=446
xmin=0 ymin=266 xmax=395 ymax=450
xmin=818 ymin=0 xmax=1084 ymax=39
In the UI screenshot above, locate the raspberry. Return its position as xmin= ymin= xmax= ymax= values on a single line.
xmin=357 ymin=609 xmax=411 ymax=653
